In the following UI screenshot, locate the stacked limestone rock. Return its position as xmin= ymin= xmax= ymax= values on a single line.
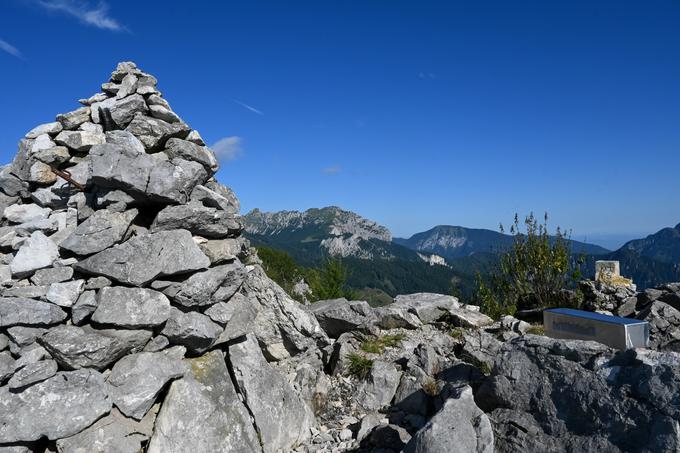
xmin=0 ymin=62 xmax=328 ymax=452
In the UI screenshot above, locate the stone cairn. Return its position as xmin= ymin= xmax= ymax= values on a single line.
xmin=0 ymin=62 xmax=329 ymax=452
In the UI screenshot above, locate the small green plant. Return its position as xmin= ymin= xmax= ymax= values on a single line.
xmin=306 ymin=257 xmax=353 ymax=301
xmin=467 ymin=356 xmax=492 ymax=375
xmin=346 ymin=353 xmax=373 ymax=379
xmin=475 ymin=213 xmax=584 ymax=320
xmin=448 ymin=327 xmax=466 ymax=340
xmin=526 ymin=325 xmax=545 ymax=335
xmin=360 ymin=333 xmax=406 ymax=354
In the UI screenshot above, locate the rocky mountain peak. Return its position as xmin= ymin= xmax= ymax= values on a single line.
xmin=245 ymin=205 xmax=392 ymax=241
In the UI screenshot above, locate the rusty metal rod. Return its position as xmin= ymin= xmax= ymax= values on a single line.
xmin=49 ymin=167 xmax=85 ymax=192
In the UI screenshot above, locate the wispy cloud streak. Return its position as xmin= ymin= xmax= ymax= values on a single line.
xmin=418 ymin=72 xmax=437 ymax=80
xmin=322 ymin=165 xmax=342 ymax=175
xmin=0 ymin=39 xmax=22 ymax=59
xmin=234 ymin=100 xmax=264 ymax=115
xmin=38 ymin=1 xmax=124 ymax=31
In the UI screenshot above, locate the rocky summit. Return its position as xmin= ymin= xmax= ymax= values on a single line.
xmin=0 ymin=62 xmax=679 ymax=453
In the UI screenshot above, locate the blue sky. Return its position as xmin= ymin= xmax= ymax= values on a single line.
xmin=1 ymin=1 xmax=679 ymax=248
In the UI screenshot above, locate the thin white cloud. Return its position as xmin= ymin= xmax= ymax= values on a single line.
xmin=234 ymin=100 xmax=264 ymax=115
xmin=0 ymin=39 xmax=22 ymax=59
xmin=418 ymin=72 xmax=437 ymax=80
xmin=322 ymin=165 xmax=342 ymax=175
xmin=38 ymin=0 xmax=124 ymax=31
xmin=211 ymin=136 xmax=243 ymax=161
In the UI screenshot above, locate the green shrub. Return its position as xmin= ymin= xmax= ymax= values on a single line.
xmin=467 ymin=356 xmax=492 ymax=375
xmin=360 ymin=333 xmax=406 ymax=354
xmin=346 ymin=353 xmax=373 ymax=379
xmin=449 ymin=327 xmax=466 ymax=340
xmin=475 ymin=213 xmax=584 ymax=319
xmin=306 ymin=257 xmax=353 ymax=301
xmin=526 ymin=325 xmax=546 ymax=335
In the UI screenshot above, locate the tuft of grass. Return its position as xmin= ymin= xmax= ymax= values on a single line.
xmin=360 ymin=333 xmax=406 ymax=354
xmin=467 ymin=356 xmax=492 ymax=375
xmin=526 ymin=325 xmax=545 ymax=335
xmin=449 ymin=327 xmax=466 ymax=340
xmin=478 ymin=361 xmax=492 ymax=375
xmin=421 ymin=378 xmax=439 ymax=397
xmin=347 ymin=353 xmax=373 ymax=379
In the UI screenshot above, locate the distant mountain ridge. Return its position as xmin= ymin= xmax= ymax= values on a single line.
xmin=244 ymin=207 xmax=393 ymax=260
xmin=394 ymin=224 xmax=610 ymax=259
xmin=620 ymin=223 xmax=680 ymax=265
xmin=243 ymin=207 xmax=466 ymax=301
xmin=244 ymin=206 xmax=680 ymax=293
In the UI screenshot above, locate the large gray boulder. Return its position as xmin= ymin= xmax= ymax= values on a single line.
xmin=9 ymin=231 xmax=59 ymax=277
xmin=45 ymin=280 xmax=85 ymax=307
xmin=229 ymin=335 xmax=315 ymax=452
xmin=150 ymin=202 xmax=241 ymax=238
xmin=104 ymin=130 xmax=145 ymax=154
xmin=56 ymin=107 xmax=91 ymax=130
xmin=476 ymin=335 xmax=680 ymax=453
xmin=60 ymin=208 xmax=137 ymax=255
xmin=54 ymin=130 xmax=105 ymax=152
xmin=147 ymin=350 xmax=260 ymax=453
xmin=403 ymin=385 xmax=493 ymax=453
xmin=7 ymin=359 xmax=58 ymax=390
xmin=161 ymin=308 xmax=222 ymax=354
xmin=125 ymin=113 xmax=190 ymax=150
xmin=164 ymin=261 xmax=246 ymax=308
xmin=355 ymin=360 xmax=402 ymax=411
xmin=637 ymin=301 xmax=680 ymax=351
xmin=3 ymin=204 xmax=50 ymax=223
xmin=0 ymin=369 xmax=111 ymax=442
xmin=374 ymin=304 xmax=423 ymax=330
xmin=71 ymin=290 xmax=97 ymax=325
xmin=106 ymin=349 xmax=187 ymax=420
xmin=91 ymin=287 xmax=171 ymax=328
xmin=0 ymin=297 xmax=67 ymax=327
xmin=239 ymin=265 xmax=328 ymax=360
xmin=31 ymin=266 xmax=73 ymax=286
xmin=308 ymin=298 xmax=377 ymax=338
xmin=197 ymin=237 xmax=247 ymax=264
xmin=90 ymin=144 xmax=207 ymax=204
xmin=39 ymin=325 xmax=150 ymax=370
xmin=191 ymin=183 xmax=239 ymax=214
xmin=74 ymin=229 xmax=210 ymax=286
xmin=392 ymin=292 xmax=460 ymax=323
xmin=0 ymin=351 xmax=15 ymax=382
xmin=26 ymin=121 xmax=63 ymax=138
xmin=91 ymin=93 xmax=148 ymax=128
xmin=447 ymin=307 xmax=494 ymax=328
xmin=211 ymin=293 xmax=259 ymax=344
xmin=56 ymin=407 xmax=158 ymax=453
xmin=164 ymin=138 xmax=218 ymax=172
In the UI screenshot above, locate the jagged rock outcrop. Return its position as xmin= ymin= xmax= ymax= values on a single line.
xmin=476 ymin=336 xmax=680 ymax=453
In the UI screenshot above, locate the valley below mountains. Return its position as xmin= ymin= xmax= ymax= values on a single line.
xmin=244 ymin=206 xmax=680 ymax=303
